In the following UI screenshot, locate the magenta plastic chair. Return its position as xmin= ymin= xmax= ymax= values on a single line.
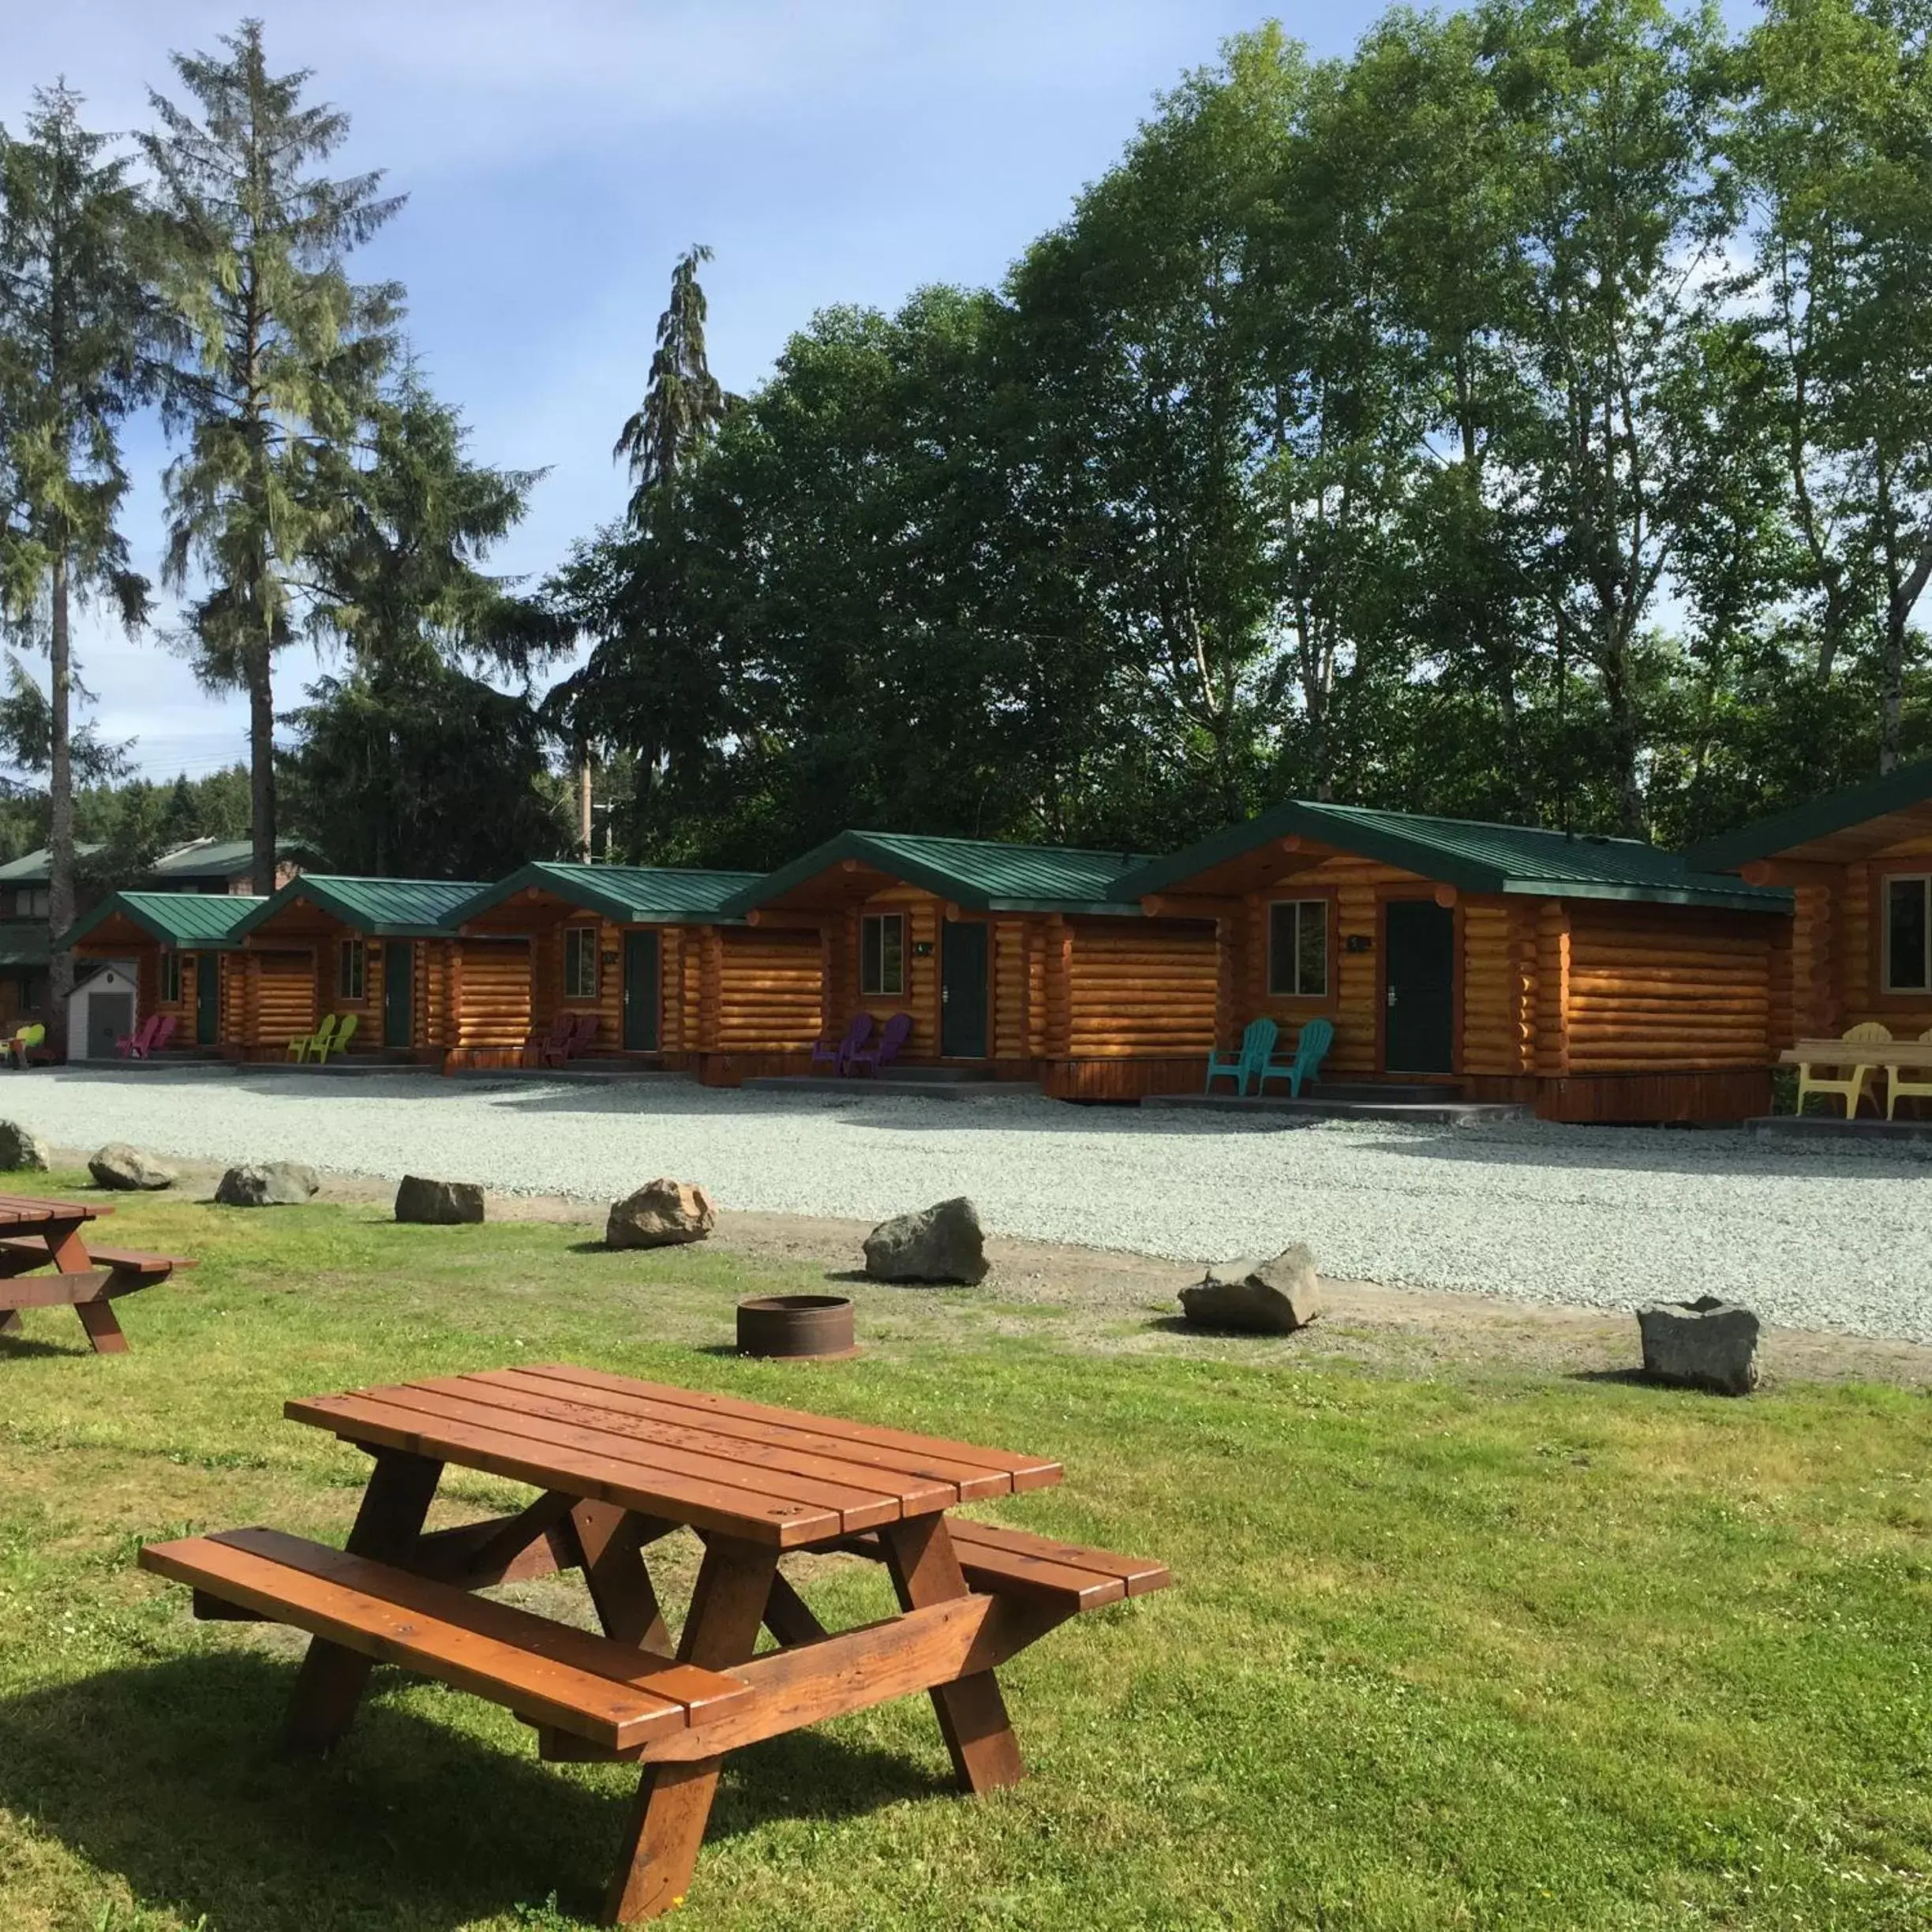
xmin=812 ymin=1013 xmax=873 ymax=1075
xmin=849 ymin=1012 xmax=913 ymax=1076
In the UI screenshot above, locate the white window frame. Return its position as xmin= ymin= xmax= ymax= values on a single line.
xmin=339 ymin=935 xmax=366 ymax=1002
xmin=1884 ymin=874 xmax=1932 ymax=993
xmin=564 ymin=925 xmax=601 ymax=1002
xmin=860 ymin=912 xmax=906 ymax=998
xmin=159 ymin=949 xmax=182 ymax=1005
xmin=1267 ymin=898 xmax=1330 ymax=998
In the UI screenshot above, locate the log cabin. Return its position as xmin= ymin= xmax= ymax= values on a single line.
xmin=1687 ymin=757 xmax=1932 ymax=1048
xmin=712 ymin=832 xmax=1221 ymax=1097
xmin=1118 ymin=802 xmax=1793 ymax=1121
xmin=226 ymin=876 xmax=486 ymax=1061
xmin=62 ymin=891 xmax=264 ymax=1050
xmin=448 ymin=862 xmax=762 ymax=1069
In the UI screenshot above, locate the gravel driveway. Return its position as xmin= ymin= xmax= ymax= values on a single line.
xmin=9 ymin=1068 xmax=1932 ymax=1342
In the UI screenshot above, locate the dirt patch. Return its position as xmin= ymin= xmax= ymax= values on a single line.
xmin=52 ymin=1147 xmax=1932 ymax=1389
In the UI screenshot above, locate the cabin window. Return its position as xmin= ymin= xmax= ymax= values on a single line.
xmin=159 ymin=950 xmax=182 ymax=1005
xmin=1885 ymin=876 xmax=1932 ymax=992
xmin=16 ymin=887 xmax=47 ymax=918
xmin=338 ymin=936 xmax=366 ymax=1002
xmin=564 ymin=925 xmax=600 ymax=1001
xmin=860 ymin=912 xmax=905 ymax=998
xmin=1267 ymin=900 xmax=1329 ymax=998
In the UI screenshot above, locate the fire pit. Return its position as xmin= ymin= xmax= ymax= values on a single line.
xmin=736 ymin=1293 xmax=858 ymax=1361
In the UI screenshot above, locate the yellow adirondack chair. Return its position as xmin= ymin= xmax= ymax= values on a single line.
xmin=287 ymin=1013 xmax=338 ymax=1063
xmin=314 ymin=1011 xmax=358 ymax=1063
xmin=1887 ymin=1026 xmax=1932 ymax=1120
xmin=1796 ymin=1021 xmax=1890 ymax=1118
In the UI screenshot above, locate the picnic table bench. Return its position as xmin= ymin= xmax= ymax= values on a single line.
xmin=140 ymin=1365 xmax=1170 ymax=1923
xmin=0 ymin=1193 xmax=193 ymax=1354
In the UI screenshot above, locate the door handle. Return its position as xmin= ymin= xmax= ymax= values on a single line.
xmin=1387 ymin=987 xmax=1397 ymax=1007
xmin=942 ymin=987 xmax=949 ymax=1004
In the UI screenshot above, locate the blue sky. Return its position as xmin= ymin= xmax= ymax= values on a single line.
xmin=9 ymin=2 xmax=1365 ymax=782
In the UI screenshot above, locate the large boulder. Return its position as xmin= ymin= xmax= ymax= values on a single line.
xmin=0 ymin=1120 xmax=49 ymax=1172
xmin=215 ymin=1160 xmax=321 ymax=1208
xmin=1178 ymin=1245 xmax=1324 ymax=1334
xmin=88 ymin=1143 xmax=178 ymax=1192
xmin=863 ymin=1196 xmax=989 ymax=1285
xmin=1638 ymin=1296 xmax=1761 ymax=1396
xmin=605 ymin=1178 xmax=716 ymax=1249
xmin=395 ymin=1174 xmax=486 ymax=1225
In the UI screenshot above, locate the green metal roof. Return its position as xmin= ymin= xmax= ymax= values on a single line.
xmin=0 ymin=843 xmax=104 ymax=883
xmin=1686 ymin=758 xmax=1932 ymax=872
xmin=721 ymin=832 xmax=1156 ymax=917
xmin=60 ymin=891 xmax=264 ymax=950
xmin=1118 ymin=802 xmax=1792 ymax=914
xmin=0 ymin=924 xmax=50 ymax=968
xmin=232 ymin=874 xmax=489 ymax=939
xmin=148 ymin=836 xmax=309 ymax=879
xmin=452 ymin=861 xmax=762 ymax=929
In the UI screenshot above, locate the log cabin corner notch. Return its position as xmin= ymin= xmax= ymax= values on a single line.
xmin=1687 ymin=755 xmax=1932 ymax=1048
xmin=1118 ymin=802 xmax=1793 ymax=1121
xmin=62 ymin=890 xmax=263 ymax=1052
xmin=447 ymin=862 xmax=763 ymax=1070
xmin=711 ymin=830 xmax=1219 ymax=1095
xmin=226 ymin=875 xmax=488 ymax=1062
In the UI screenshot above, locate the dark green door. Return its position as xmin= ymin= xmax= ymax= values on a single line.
xmin=383 ymin=942 xmax=413 ymax=1050
xmin=941 ymin=920 xmax=989 ymax=1059
xmin=623 ymin=930 xmax=660 ymax=1051
xmin=194 ymin=953 xmax=219 ymax=1045
xmin=1383 ymin=900 xmax=1456 ymax=1075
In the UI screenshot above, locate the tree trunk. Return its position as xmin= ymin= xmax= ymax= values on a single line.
xmin=249 ymin=646 xmax=277 ymax=895
xmin=47 ymin=549 xmax=74 ymax=1059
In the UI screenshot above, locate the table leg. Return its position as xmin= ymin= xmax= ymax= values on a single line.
xmin=45 ymin=1221 xmax=93 ymax=1273
xmin=879 ymin=1515 xmax=1025 ymax=1794
xmin=286 ymin=1449 xmax=444 ymax=1754
xmin=0 ymin=1309 xmax=21 ymax=1337
xmin=572 ymin=1500 xmax=673 ymax=1653
xmin=73 ymin=1300 xmax=129 ymax=1354
xmin=605 ymin=1536 xmax=777 ymax=1925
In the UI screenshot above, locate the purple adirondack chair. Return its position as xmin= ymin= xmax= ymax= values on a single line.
xmin=848 ymin=1011 xmax=913 ymax=1076
xmin=812 ymin=1013 xmax=873 ymax=1076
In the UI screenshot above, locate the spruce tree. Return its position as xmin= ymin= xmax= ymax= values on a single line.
xmin=0 ymin=82 xmax=152 ymax=1046
xmin=143 ymin=20 xmax=402 ymax=893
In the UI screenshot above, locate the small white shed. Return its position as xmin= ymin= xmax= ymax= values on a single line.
xmin=70 ymin=963 xmax=138 ymax=1061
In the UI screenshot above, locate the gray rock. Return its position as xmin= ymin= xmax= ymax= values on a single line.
xmin=863 ymin=1196 xmax=989 ymax=1285
xmin=88 ymin=1142 xmax=177 ymax=1191
xmin=215 ymin=1160 xmax=321 ymax=1208
xmin=1178 ymin=1244 xmax=1324 ymax=1334
xmin=1638 ymin=1295 xmax=1761 ymax=1396
xmin=395 ymin=1174 xmax=486 ymax=1225
xmin=0 ymin=1120 xmax=49 ymax=1172
xmin=606 ymin=1178 xmax=716 ymax=1249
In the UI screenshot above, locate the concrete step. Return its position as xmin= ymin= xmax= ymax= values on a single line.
xmin=1301 ymin=1080 xmax=1463 ymax=1105
xmin=1748 ymin=1113 xmax=1932 ymax=1142
xmin=1144 ymin=1092 xmax=1531 ymax=1126
xmin=743 ymin=1074 xmax=1035 ymax=1102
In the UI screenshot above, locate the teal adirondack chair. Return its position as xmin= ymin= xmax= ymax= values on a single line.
xmin=1205 ymin=1017 xmax=1279 ymax=1095
xmin=1255 ymin=1016 xmax=1335 ymax=1097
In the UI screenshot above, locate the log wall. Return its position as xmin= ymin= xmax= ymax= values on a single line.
xmin=251 ymin=949 xmax=316 ymax=1047
xmin=1066 ymin=919 xmax=1217 ymax=1056
xmin=711 ymin=928 xmax=822 ymax=1050
xmin=455 ymin=938 xmax=532 ymax=1049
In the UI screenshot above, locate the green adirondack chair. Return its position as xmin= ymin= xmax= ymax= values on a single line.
xmin=288 ymin=1013 xmax=339 ymax=1063
xmin=1255 ymin=1016 xmax=1335 ymax=1097
xmin=1205 ymin=1017 xmax=1279 ymax=1095
xmin=315 ymin=1011 xmax=359 ymax=1063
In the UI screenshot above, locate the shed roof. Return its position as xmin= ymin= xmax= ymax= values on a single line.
xmin=1120 ymin=801 xmax=1792 ymax=913
xmin=1686 ymin=759 xmax=1932 ymax=871
xmin=721 ymin=832 xmax=1154 ymax=916
xmin=232 ymin=874 xmax=488 ymax=939
xmin=453 ymin=862 xmax=762 ymax=929
xmin=61 ymin=891 xmax=264 ymax=950
xmin=0 ymin=843 xmax=104 ymax=883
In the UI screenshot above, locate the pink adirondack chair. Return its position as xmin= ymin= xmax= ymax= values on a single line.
xmin=140 ymin=1013 xmax=179 ymax=1058
xmin=849 ymin=1011 xmax=913 ymax=1076
xmin=116 ymin=1014 xmax=163 ymax=1058
xmin=532 ymin=1012 xmax=575 ymax=1067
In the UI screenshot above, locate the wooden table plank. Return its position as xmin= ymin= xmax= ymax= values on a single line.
xmin=517 ymin=1364 xmax=1063 ymax=1493
xmin=286 ymin=1391 xmax=844 ymax=1547
xmin=1780 ymin=1042 xmax=1932 ymax=1067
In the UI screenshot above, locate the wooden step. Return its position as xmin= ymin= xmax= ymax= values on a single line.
xmin=140 ymin=1526 xmax=751 ymax=1751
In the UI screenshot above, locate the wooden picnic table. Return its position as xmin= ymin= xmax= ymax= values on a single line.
xmin=141 ymin=1365 xmax=1170 ymax=1923
xmin=1779 ymin=1039 xmax=1932 ymax=1068
xmin=0 ymin=1192 xmax=191 ymax=1354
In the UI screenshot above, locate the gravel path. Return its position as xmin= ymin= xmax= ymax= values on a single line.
xmin=9 ymin=1068 xmax=1932 ymax=1342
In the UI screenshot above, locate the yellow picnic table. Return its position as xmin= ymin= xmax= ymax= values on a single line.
xmin=1779 ymin=1039 xmax=1932 ymax=1118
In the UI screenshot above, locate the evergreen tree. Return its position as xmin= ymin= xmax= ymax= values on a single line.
xmin=613 ymin=243 xmax=733 ymax=528
xmin=0 ymin=82 xmax=152 ymax=1043
xmin=142 ymin=19 xmax=402 ymax=893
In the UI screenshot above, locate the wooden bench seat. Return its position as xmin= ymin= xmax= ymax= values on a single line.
xmin=0 ymin=1236 xmax=193 ymax=1279
xmin=140 ymin=1526 xmax=753 ymax=1753
xmin=839 ymin=1519 xmax=1170 ymax=1614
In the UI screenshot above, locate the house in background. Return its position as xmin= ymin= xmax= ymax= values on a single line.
xmin=144 ymin=837 xmax=310 ymax=895
xmin=1120 ymin=802 xmax=1792 ymax=1121
xmin=0 ymin=843 xmax=105 ymax=1028
xmin=1687 ymin=757 xmax=1932 ymax=1048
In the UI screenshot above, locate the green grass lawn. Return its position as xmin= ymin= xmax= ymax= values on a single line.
xmin=2 ymin=1170 xmax=1930 ymax=1931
